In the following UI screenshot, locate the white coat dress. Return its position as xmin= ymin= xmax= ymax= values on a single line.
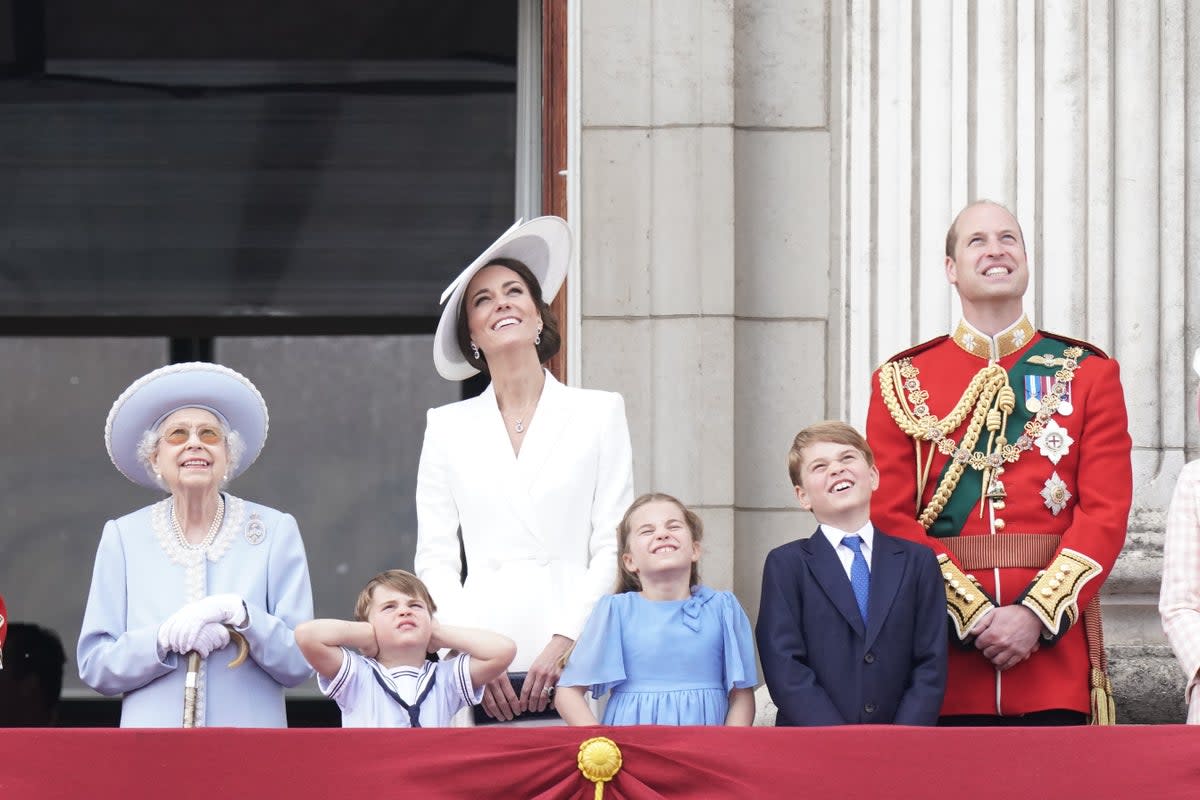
xmin=414 ymin=371 xmax=634 ymax=670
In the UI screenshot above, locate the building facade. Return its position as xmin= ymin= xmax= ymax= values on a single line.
xmin=572 ymin=0 xmax=1198 ymax=723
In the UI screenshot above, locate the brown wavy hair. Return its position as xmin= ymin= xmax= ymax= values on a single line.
xmin=614 ymin=493 xmax=703 ymax=593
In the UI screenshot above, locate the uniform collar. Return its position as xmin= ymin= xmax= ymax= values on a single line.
xmin=951 ymin=314 xmax=1036 ymax=361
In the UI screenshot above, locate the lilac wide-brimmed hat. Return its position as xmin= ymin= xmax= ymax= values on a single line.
xmin=104 ymin=362 xmax=269 ymax=489
xmin=432 ymin=216 xmax=571 ymax=381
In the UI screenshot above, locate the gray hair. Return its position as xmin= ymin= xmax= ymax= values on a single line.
xmin=135 ymin=424 xmax=246 ymax=492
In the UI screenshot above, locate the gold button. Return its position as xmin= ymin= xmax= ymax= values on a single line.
xmin=993 ymin=500 xmax=1006 ymax=510
xmin=964 ymin=594 xmax=975 ymax=603
xmin=1061 ymin=564 xmax=1073 ymax=573
xmin=943 ymin=572 xmax=953 ymax=581
xmin=1049 ymin=579 xmax=1061 ymax=589
xmin=950 ymin=580 xmax=960 ymax=590
xmin=993 ymin=518 xmax=1006 ymax=531
xmin=1041 ymin=588 xmax=1052 ymax=597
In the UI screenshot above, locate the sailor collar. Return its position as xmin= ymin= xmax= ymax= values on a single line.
xmin=951 ymin=314 xmax=1036 ymax=361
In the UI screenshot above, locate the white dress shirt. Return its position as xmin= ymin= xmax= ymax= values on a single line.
xmin=819 ymin=521 xmax=875 ymax=580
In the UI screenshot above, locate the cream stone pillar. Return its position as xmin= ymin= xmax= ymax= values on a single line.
xmin=730 ymin=0 xmax=835 ymax=621
xmin=576 ymin=1 xmax=739 ymax=588
xmin=840 ymin=0 xmax=1199 ymax=721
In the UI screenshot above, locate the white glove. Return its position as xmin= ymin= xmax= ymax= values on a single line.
xmin=191 ymin=594 xmax=248 ymax=628
xmin=157 ymin=594 xmax=247 ymax=655
xmin=190 ymin=623 xmax=231 ymax=658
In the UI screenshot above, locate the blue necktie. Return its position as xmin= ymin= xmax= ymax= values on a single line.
xmin=842 ymin=534 xmax=870 ymax=624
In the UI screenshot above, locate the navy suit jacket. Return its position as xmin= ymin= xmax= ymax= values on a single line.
xmin=756 ymin=526 xmax=946 ymax=725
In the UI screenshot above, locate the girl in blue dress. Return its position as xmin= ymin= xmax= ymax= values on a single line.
xmin=556 ymin=493 xmax=757 ymax=725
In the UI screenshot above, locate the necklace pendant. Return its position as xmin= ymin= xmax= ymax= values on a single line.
xmin=514 ymin=419 xmax=524 ymax=434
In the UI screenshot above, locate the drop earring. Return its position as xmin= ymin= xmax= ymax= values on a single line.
xmin=471 ymin=342 xmax=481 ymax=360
xmin=535 ymin=325 xmax=543 ymax=346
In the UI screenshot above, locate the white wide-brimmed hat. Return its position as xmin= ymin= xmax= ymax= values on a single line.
xmin=433 ymin=216 xmax=571 ymax=381
xmin=105 ymin=362 xmax=269 ymax=489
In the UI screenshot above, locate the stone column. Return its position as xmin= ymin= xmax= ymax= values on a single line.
xmin=730 ymin=0 xmax=835 ymax=620
xmin=576 ymin=1 xmax=739 ymax=587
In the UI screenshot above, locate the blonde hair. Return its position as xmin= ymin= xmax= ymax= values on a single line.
xmin=614 ymin=493 xmax=703 ymax=593
xmin=354 ymin=569 xmax=437 ymax=621
xmin=787 ymin=420 xmax=875 ymax=487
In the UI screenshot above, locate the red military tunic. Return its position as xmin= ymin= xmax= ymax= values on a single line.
xmin=866 ymin=315 xmax=1132 ymax=718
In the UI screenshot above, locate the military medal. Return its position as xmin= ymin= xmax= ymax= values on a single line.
xmin=1056 ymin=381 xmax=1074 ymax=415
xmin=1040 ymin=472 xmax=1072 ymax=516
xmin=245 ymin=513 xmax=266 ymax=545
xmin=1034 ymin=419 xmax=1074 ymax=464
xmin=1024 ymin=374 xmax=1073 ymax=416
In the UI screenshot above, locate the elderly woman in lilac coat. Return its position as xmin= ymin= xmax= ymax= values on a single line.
xmin=78 ymin=363 xmax=313 ymax=727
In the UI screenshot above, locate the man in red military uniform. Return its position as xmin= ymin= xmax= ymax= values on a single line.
xmin=865 ymin=201 xmax=1133 ymax=724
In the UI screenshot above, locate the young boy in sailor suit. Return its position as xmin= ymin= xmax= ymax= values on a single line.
xmin=296 ymin=570 xmax=515 ymax=727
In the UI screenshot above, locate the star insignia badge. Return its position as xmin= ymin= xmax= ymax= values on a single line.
xmin=1035 ymin=419 xmax=1074 ymax=464
xmin=1040 ymin=472 xmax=1072 ymax=516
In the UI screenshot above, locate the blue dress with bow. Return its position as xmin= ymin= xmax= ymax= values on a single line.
xmin=559 ymin=585 xmax=757 ymax=725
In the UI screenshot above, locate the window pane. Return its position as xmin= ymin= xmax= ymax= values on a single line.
xmin=0 ymin=338 xmax=167 ymax=695
xmin=0 ymin=1 xmax=520 ymax=319
xmin=0 ymin=85 xmax=515 ymax=318
xmin=216 ymin=336 xmax=458 ymax=647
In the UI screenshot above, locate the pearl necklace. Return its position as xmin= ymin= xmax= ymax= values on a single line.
xmin=172 ymin=495 xmax=226 ymax=548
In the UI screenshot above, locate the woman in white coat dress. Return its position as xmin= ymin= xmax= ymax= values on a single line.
xmin=415 ymin=217 xmax=634 ymax=722
xmin=78 ymin=363 xmax=314 ymax=727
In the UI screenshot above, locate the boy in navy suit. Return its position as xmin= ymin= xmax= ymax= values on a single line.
xmin=757 ymin=421 xmax=946 ymax=725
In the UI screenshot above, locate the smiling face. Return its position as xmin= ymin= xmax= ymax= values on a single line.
xmin=794 ymin=440 xmax=879 ymax=531
xmin=945 ymin=202 xmax=1030 ymax=320
xmin=151 ymin=408 xmax=228 ymax=496
xmin=620 ymin=500 xmax=701 ymax=583
xmin=463 ymin=263 xmax=543 ymax=362
xmin=366 ymin=585 xmax=434 ymax=655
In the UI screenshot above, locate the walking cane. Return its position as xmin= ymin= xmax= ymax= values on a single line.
xmin=183 ymin=627 xmax=250 ymax=727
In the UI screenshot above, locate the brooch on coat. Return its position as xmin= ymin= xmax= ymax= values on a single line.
xmin=245 ymin=513 xmax=266 ymax=545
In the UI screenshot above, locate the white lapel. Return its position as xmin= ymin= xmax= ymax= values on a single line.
xmin=472 ymin=374 xmax=572 ymax=546
xmin=510 ymin=372 xmax=575 ymax=545
xmin=514 ymin=372 xmax=572 ymax=483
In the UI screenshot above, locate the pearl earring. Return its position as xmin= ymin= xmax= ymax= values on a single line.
xmin=471 ymin=342 xmax=481 ymax=360
xmin=535 ymin=325 xmax=543 ymax=346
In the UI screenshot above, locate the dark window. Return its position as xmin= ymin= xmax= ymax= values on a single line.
xmin=0 ymin=1 xmax=523 ymax=722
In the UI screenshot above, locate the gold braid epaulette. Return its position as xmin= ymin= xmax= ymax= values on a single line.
xmin=879 ymin=360 xmax=1009 ymax=529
